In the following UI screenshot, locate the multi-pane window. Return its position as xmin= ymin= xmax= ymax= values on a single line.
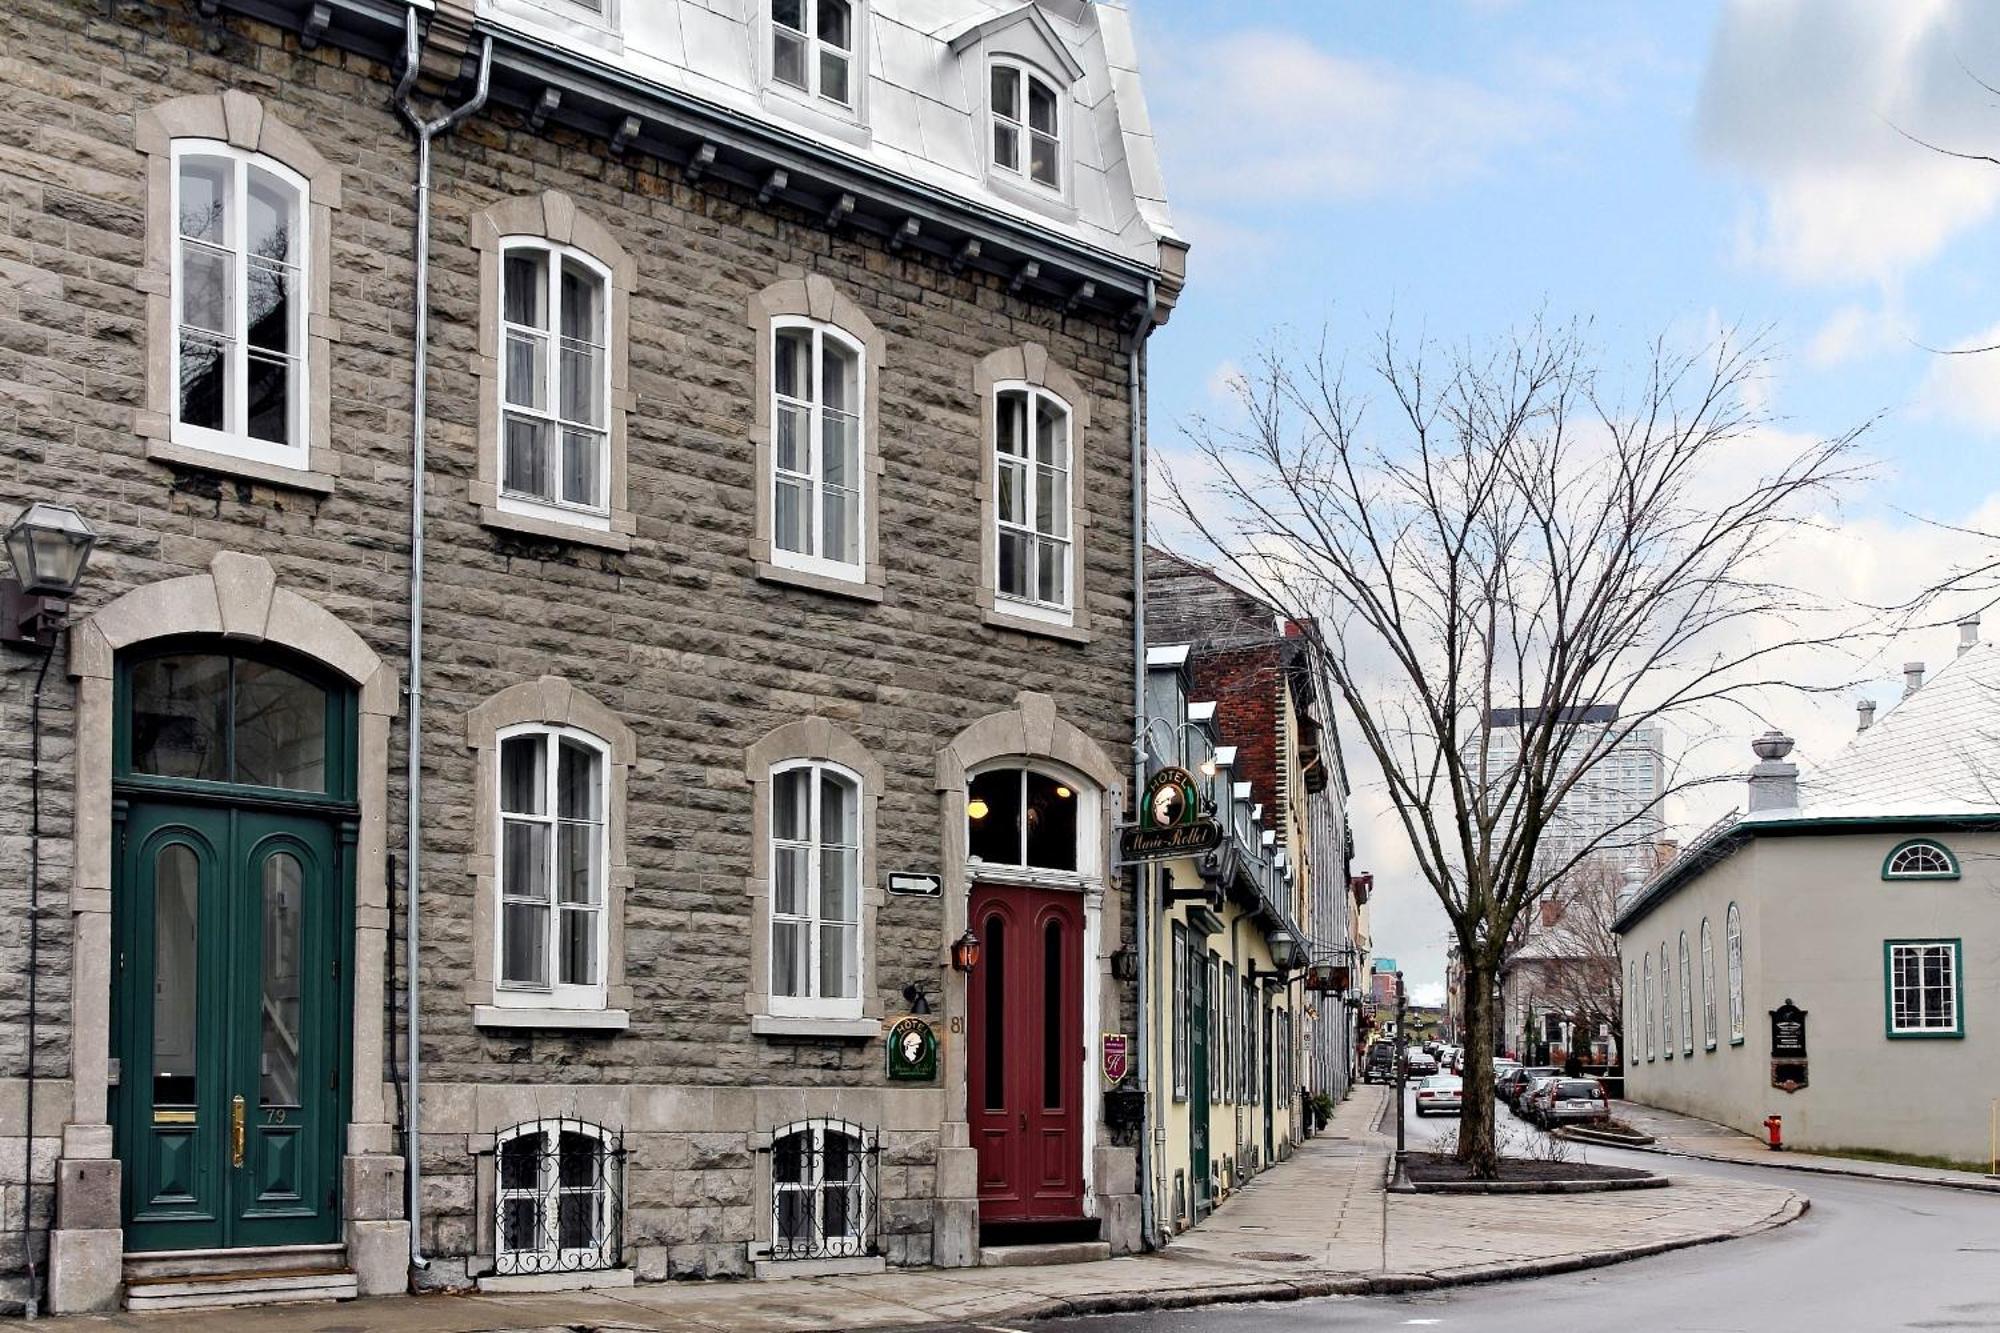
xmin=1885 ymin=840 xmax=1957 ymax=879
xmin=1660 ymin=943 xmax=1674 ymax=1058
xmin=772 ymin=320 xmax=864 ymax=578
xmin=771 ymin=0 xmax=853 ymax=108
xmin=495 ymin=1120 xmax=621 ymax=1275
xmin=1221 ymin=961 xmax=1237 ymax=1102
xmin=1171 ymin=920 xmax=1189 ymax=1101
xmin=1643 ymin=954 xmax=1655 ymax=1060
xmin=1207 ymin=953 xmax=1222 ymax=1102
xmin=966 ymin=767 xmax=1081 ymax=871
xmin=772 ymin=1120 xmax=874 ymax=1259
xmin=994 ymin=386 xmax=1072 ymax=615
xmin=990 ymin=61 xmax=1061 ymax=191
xmin=1701 ymin=919 xmax=1718 ymax=1051
xmin=1887 ymin=941 xmax=1961 ymax=1035
xmin=171 ymin=142 xmax=307 ymax=468
xmin=501 ymin=243 xmax=611 ymax=518
xmin=1628 ymin=960 xmax=1639 ymax=1065
xmin=1678 ymin=932 xmax=1695 ymax=1057
xmin=770 ymin=761 xmax=861 ymax=1016
xmin=1726 ymin=903 xmax=1745 ymax=1042
xmin=498 ymin=727 xmax=608 ymax=1008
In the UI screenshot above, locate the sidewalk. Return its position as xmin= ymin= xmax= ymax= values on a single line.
xmin=38 ymin=1090 xmax=1802 ymax=1332
xmin=1612 ymin=1100 xmax=2000 ymax=1195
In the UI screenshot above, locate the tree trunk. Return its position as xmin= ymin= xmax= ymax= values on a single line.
xmin=1455 ymin=962 xmax=1500 ymax=1178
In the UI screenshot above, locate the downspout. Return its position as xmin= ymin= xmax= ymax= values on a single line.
xmin=393 ymin=8 xmax=490 ymax=1272
xmin=21 ymin=646 xmax=54 ymax=1319
xmin=1129 ymin=278 xmax=1157 ymax=1250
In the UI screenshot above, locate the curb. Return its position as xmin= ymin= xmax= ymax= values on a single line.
xmin=1390 ymin=1173 xmax=1670 ymax=1195
xmin=1616 ymin=1140 xmax=2000 ymax=1196
xmin=1555 ymin=1125 xmax=1657 ymax=1148
xmin=1009 ymin=1193 xmax=1811 ymax=1322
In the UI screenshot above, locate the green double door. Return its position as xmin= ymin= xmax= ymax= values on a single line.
xmin=116 ymin=798 xmax=347 ymax=1251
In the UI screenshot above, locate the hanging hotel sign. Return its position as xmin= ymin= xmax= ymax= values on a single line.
xmin=886 ymin=1016 xmax=939 ymax=1082
xmin=1119 ymin=766 xmax=1222 ymax=861
xmin=1102 ymin=1033 xmax=1131 ymax=1085
xmin=1769 ymin=999 xmax=1808 ymax=1093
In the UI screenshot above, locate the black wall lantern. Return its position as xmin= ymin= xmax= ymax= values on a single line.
xmin=1110 ymin=944 xmax=1139 ymax=983
xmin=3 ymin=502 xmax=97 ymax=650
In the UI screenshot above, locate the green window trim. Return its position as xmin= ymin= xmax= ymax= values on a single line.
xmin=1881 ymin=838 xmax=1960 ymax=881
xmin=1882 ymin=938 xmax=1965 ymax=1040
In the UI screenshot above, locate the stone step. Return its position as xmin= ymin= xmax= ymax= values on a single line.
xmin=124 ymin=1242 xmax=348 ymax=1282
xmin=125 ymin=1267 xmax=358 ymax=1312
xmin=977 ymin=1241 xmax=1112 ymax=1268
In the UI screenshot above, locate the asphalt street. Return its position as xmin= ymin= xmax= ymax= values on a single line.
xmin=923 ymin=1089 xmax=2000 ymax=1333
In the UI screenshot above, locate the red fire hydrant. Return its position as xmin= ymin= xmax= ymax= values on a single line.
xmin=1763 ymin=1114 xmax=1784 ymax=1150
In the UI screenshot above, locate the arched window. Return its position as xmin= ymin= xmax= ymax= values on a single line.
xmin=170 ymin=141 xmax=309 ymax=469
xmin=1642 ymin=955 xmax=1655 ymax=1060
xmin=966 ymin=765 xmax=1086 ymax=872
xmin=990 ymin=59 xmax=1062 ymax=191
xmin=126 ymin=647 xmax=340 ymax=794
xmin=771 ymin=318 xmax=866 ymax=580
xmin=1883 ymin=839 xmax=1959 ymax=880
xmin=769 ymin=760 xmax=863 ymax=1017
xmin=994 ymin=384 xmax=1073 ymax=617
xmin=497 ymin=725 xmax=610 ymax=1008
xmin=771 ymin=0 xmax=855 ymax=108
xmin=1726 ymin=903 xmax=1745 ymax=1044
xmin=1678 ymin=932 xmax=1695 ymax=1057
xmin=495 ymin=1119 xmax=622 ymax=1275
xmin=1659 ymin=943 xmax=1674 ymax=1059
xmin=498 ymin=241 xmax=612 ymax=520
xmin=1628 ymin=960 xmax=1639 ymax=1066
xmin=770 ymin=1119 xmax=875 ymax=1259
xmin=1700 ymin=919 xmax=1718 ymax=1051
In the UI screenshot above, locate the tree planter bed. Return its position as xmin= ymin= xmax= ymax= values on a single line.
xmin=1391 ymin=1152 xmax=1668 ymax=1194
xmin=1556 ymin=1123 xmax=1658 ymax=1148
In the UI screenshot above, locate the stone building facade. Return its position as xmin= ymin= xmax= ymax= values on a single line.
xmin=0 ymin=0 xmax=1185 ymax=1312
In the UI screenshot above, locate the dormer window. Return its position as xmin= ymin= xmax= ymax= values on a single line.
xmin=990 ymin=60 xmax=1060 ymax=191
xmin=773 ymin=0 xmax=853 ymax=109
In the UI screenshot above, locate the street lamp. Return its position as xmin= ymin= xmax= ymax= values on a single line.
xmin=950 ymin=929 xmax=982 ymax=974
xmin=3 ymin=502 xmax=97 ymax=650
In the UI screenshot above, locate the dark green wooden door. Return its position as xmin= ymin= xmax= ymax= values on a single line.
xmin=118 ymin=800 xmax=343 ymax=1251
xmin=1188 ymin=939 xmax=1209 ymax=1214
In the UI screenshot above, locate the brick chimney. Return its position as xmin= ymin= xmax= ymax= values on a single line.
xmin=1747 ymin=730 xmax=1798 ymax=813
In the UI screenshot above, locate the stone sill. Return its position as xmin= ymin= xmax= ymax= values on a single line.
xmin=751 ymin=1253 xmax=884 ymax=1281
xmin=982 ymin=607 xmax=1089 ymax=645
xmin=477 ymin=1267 xmax=634 ymax=1294
xmin=146 ymin=440 xmax=336 ymax=495
xmin=756 ymin=561 xmax=885 ymax=603
xmin=472 ymin=1005 xmax=630 ymax=1032
xmin=481 ymin=506 xmax=633 ymax=552
xmin=750 ymin=1014 xmax=879 ymax=1040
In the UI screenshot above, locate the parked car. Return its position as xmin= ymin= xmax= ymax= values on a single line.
xmin=1414 ymin=1074 xmax=1464 ymax=1117
xmin=1496 ymin=1065 xmax=1557 ymax=1109
xmin=1540 ymin=1077 xmax=1611 ymax=1127
xmin=1405 ymin=1049 xmax=1439 ymax=1078
xmin=1364 ymin=1041 xmax=1399 ymax=1084
xmin=1518 ymin=1074 xmax=1564 ymax=1126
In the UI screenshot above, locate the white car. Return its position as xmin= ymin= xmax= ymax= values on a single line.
xmin=1414 ymin=1074 xmax=1463 ymax=1117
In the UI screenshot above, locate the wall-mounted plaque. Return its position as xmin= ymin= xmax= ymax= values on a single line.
xmin=887 ymin=1016 xmax=939 ymax=1081
xmin=1770 ymin=998 xmax=1808 ymax=1092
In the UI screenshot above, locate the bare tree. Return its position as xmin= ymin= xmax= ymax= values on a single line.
xmin=1161 ymin=319 xmax=1868 ymax=1176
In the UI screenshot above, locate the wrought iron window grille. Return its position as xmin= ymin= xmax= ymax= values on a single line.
xmin=493 ymin=1118 xmax=626 ymax=1276
xmin=762 ymin=1118 xmax=880 ymax=1261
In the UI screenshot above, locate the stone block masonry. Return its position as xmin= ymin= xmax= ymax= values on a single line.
xmin=0 ymin=0 xmax=1147 ymax=1299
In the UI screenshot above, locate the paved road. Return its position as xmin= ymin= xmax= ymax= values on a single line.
xmin=925 ymin=1089 xmax=2000 ymax=1333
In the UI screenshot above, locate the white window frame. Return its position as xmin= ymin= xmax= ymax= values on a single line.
xmin=1643 ymin=954 xmax=1655 ymax=1060
xmin=1726 ymin=902 xmax=1745 ymax=1044
xmin=494 ymin=723 xmax=611 ymax=1013
xmin=1700 ymin=918 xmax=1718 ymax=1051
xmin=1170 ymin=920 xmax=1189 ymax=1101
xmin=1660 ymin=943 xmax=1674 ymax=1059
xmin=988 ymin=57 xmax=1063 ymax=194
xmin=769 ymin=317 xmax=868 ymax=584
xmin=1887 ymin=940 xmax=1962 ymax=1036
xmin=770 ymin=0 xmax=857 ymax=110
xmin=1885 ymin=840 xmax=1957 ymax=879
xmin=769 ymin=1118 xmax=872 ymax=1260
xmin=963 ymin=763 xmax=1098 ymax=883
xmin=497 ymin=239 xmax=615 ymax=532
xmin=1678 ymin=932 xmax=1695 ymax=1057
xmin=494 ymin=1120 xmax=617 ymax=1275
xmin=768 ymin=759 xmax=865 ymax=1020
xmin=992 ymin=382 xmax=1075 ymax=623
xmin=168 ymin=139 xmax=310 ymax=472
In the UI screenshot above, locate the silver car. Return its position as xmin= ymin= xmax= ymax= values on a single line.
xmin=1541 ymin=1077 xmax=1610 ymax=1127
xmin=1414 ymin=1074 xmax=1463 ymax=1117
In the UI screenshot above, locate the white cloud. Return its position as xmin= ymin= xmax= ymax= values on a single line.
xmin=1204 ymin=358 xmax=1247 ymax=404
xmin=1698 ymin=0 xmax=2000 ymax=285
xmin=1919 ymin=323 xmax=2000 ymax=432
xmin=1804 ymin=302 xmax=1914 ymax=369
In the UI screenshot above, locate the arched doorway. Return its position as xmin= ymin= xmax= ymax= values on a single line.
xmin=113 ymin=641 xmax=356 ymax=1251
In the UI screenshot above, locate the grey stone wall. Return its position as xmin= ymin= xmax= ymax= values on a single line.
xmin=0 ymin=0 xmax=1141 ymax=1289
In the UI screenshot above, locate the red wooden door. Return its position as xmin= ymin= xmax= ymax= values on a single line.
xmin=967 ymin=884 xmax=1084 ymax=1223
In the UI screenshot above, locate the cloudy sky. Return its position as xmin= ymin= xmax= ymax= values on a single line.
xmin=1136 ymin=0 xmax=2000 ymax=1004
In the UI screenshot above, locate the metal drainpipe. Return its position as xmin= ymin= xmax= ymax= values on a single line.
xmin=21 ymin=645 xmax=54 ymax=1319
xmin=392 ymin=7 xmax=490 ymax=1271
xmin=1128 ymin=279 xmax=1156 ymax=1249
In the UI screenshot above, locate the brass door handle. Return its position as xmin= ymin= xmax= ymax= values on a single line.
xmin=231 ymin=1095 xmax=246 ymax=1168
